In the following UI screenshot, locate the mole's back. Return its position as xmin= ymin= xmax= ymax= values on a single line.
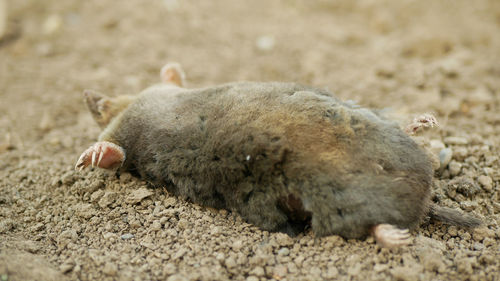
xmin=113 ymin=82 xmax=433 ymax=238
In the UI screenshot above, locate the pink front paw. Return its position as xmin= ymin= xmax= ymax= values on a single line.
xmin=75 ymin=141 xmax=126 ymax=171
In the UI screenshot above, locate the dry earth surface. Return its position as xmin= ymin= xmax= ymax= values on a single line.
xmin=1 ymin=0 xmax=500 ymax=280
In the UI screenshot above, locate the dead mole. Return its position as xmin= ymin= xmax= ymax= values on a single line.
xmin=76 ymin=63 xmax=481 ymax=247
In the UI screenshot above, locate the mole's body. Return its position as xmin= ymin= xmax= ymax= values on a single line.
xmin=76 ymin=63 xmax=480 ymax=247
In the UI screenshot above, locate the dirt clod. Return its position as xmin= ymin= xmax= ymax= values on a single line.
xmin=125 ymin=188 xmax=153 ymax=204
xmin=477 ymin=175 xmax=493 ymax=192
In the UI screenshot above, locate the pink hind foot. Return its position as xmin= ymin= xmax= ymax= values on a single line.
xmin=405 ymin=114 xmax=438 ymax=135
xmin=160 ymin=62 xmax=186 ymax=87
xmin=75 ymin=141 xmax=125 ymax=171
xmin=372 ymin=224 xmax=411 ymax=248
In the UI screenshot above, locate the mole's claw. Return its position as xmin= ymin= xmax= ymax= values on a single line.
xmin=75 ymin=148 xmax=90 ymax=170
xmin=75 ymin=141 xmax=126 ymax=171
xmin=97 ymin=148 xmax=104 ymax=167
xmin=91 ymin=150 xmax=96 ymax=168
xmin=372 ymin=224 xmax=412 ymax=248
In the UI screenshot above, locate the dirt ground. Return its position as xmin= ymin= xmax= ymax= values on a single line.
xmin=1 ymin=0 xmax=499 ymax=280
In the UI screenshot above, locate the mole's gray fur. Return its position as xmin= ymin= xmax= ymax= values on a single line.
xmin=93 ymin=82 xmax=481 ymax=238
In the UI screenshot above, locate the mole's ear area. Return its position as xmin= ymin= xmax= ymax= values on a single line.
xmin=83 ymin=90 xmax=138 ymax=128
xmin=160 ymin=62 xmax=186 ymax=87
xmin=83 ymin=89 xmax=111 ymax=128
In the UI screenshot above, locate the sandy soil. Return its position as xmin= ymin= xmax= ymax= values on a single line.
xmin=1 ymin=0 xmax=499 ymax=280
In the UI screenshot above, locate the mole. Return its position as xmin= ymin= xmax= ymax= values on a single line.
xmin=75 ymin=63 xmax=481 ymax=247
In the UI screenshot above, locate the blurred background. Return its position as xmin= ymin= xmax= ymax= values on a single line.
xmin=1 ymin=0 xmax=499 ymax=157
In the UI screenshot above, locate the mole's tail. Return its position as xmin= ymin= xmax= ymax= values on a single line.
xmin=428 ymin=204 xmax=482 ymax=228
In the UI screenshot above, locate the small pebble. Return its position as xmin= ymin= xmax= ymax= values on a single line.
xmin=128 ymin=219 xmax=142 ymax=229
xmin=249 ymin=266 xmax=265 ymax=277
xmin=164 ymin=197 xmax=177 ymax=207
xmin=274 ymin=232 xmax=294 ymax=246
xmin=473 ymin=227 xmax=494 ymax=241
xmin=102 ymin=232 xmax=117 ymax=241
xmin=439 ymin=148 xmax=453 ymax=169
xmin=447 ymin=226 xmax=458 ymax=237
xmin=119 ymin=172 xmax=133 ymax=183
xmin=60 ymin=171 xmax=76 ymax=186
xmin=150 ymin=220 xmax=162 ymax=231
xmin=232 ymin=240 xmax=244 ymax=251
xmin=323 ymin=266 xmax=339 ymax=278
xmin=215 ymin=252 xmax=225 ymax=262
xmin=452 ymin=147 xmax=468 ymax=161
xmin=164 ymin=263 xmax=177 ymax=275
xmin=177 ymin=218 xmax=189 ymax=229
xmin=493 ymin=202 xmax=500 ymax=213
xmin=43 ymin=14 xmax=63 ymax=35
xmin=29 ymin=223 xmax=44 ymax=232
xmin=225 ymin=257 xmax=237 ymax=268
xmin=448 ymin=161 xmax=462 ymax=176
xmin=98 ymin=191 xmax=118 ymax=208
xmin=444 ymin=137 xmax=468 ymax=145
xmin=473 ymin=243 xmax=485 ymax=251
xmin=374 ymin=264 xmax=388 ymax=272
xmin=391 ymin=266 xmax=419 ymax=281
xmin=210 ymin=226 xmax=222 ymax=236
xmin=90 ymin=190 xmax=104 ymax=203
xmin=460 ymin=201 xmax=477 ymax=211
xmin=429 ymin=139 xmax=445 ymax=155
xmin=58 ymin=229 xmax=78 ymax=243
xmin=420 ymin=249 xmax=445 ymax=272
xmin=479 ymin=254 xmax=495 ymax=265
xmin=278 ymin=247 xmax=290 ymax=256
xmin=125 ymin=188 xmax=153 ymax=204
xmin=121 ymin=233 xmax=135 ymax=240
xmin=457 ymin=258 xmax=475 ymax=274
xmin=60 ymin=263 xmax=74 ymax=273
xmin=167 ymin=274 xmax=188 ymax=281
xmin=256 ymin=35 xmax=275 ymax=51
xmin=173 ymin=248 xmax=188 ymax=260
xmin=273 ymin=265 xmax=288 ymax=278
xmin=448 ymin=176 xmax=480 ymax=198
xmin=484 ymin=156 xmax=497 ymax=167
xmin=477 ymin=175 xmax=493 ymax=192
xmin=102 ymin=262 xmax=117 ymax=276
xmin=287 ymin=263 xmax=298 ymax=273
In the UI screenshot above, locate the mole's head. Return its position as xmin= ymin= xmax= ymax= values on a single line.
xmin=83 ymin=90 xmax=137 ymax=129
